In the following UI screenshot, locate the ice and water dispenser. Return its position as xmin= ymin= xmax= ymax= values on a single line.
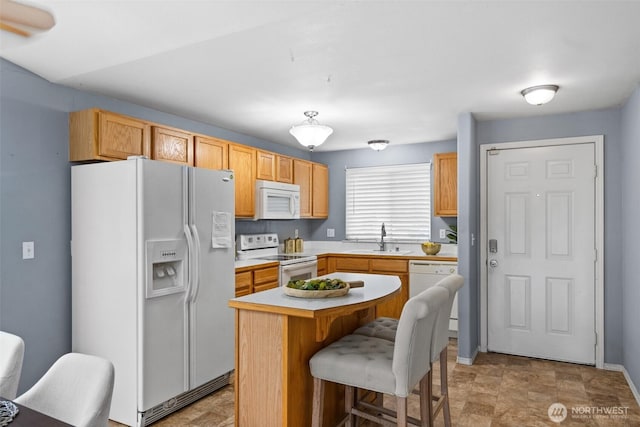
xmin=145 ymin=240 xmax=187 ymax=298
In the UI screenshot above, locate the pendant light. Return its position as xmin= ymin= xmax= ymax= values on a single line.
xmin=289 ymin=111 xmax=333 ymax=150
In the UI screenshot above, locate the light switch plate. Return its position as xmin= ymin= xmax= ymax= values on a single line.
xmin=22 ymin=241 xmax=34 ymax=259
xmin=439 ymin=229 xmax=446 ymax=239
xmin=327 ymin=228 xmax=335 ymax=238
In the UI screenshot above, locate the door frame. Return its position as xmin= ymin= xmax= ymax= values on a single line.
xmin=479 ymin=135 xmax=604 ymax=368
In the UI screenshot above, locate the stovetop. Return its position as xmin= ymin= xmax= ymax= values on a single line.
xmin=259 ymin=254 xmax=314 ymax=261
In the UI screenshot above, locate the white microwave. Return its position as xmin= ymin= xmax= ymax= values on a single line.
xmin=254 ymin=180 xmax=300 ymax=220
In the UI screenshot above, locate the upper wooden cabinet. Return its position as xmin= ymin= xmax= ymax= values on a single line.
xmin=69 ymin=108 xmax=329 ymax=219
xmin=312 ymin=163 xmax=329 ymax=217
xmin=433 ymin=152 xmax=458 ymax=217
xmin=151 ymin=126 xmax=193 ymax=166
xmin=69 ymin=109 xmax=150 ymax=161
xmin=293 ymin=159 xmax=329 ymax=218
xmin=229 ymin=144 xmax=256 ymax=218
xmin=276 ymin=155 xmax=293 ymax=183
xmin=195 ymin=136 xmax=228 ymax=170
xmin=256 ymin=150 xmax=276 ymax=181
xmin=293 ymin=159 xmax=312 ymax=217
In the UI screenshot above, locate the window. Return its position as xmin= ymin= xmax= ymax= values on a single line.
xmin=345 ymin=163 xmax=430 ymax=242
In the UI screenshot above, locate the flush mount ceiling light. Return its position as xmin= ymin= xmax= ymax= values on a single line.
xmin=289 ymin=111 xmax=333 ymax=150
xmin=521 ymin=84 xmax=559 ymax=105
xmin=368 ymin=140 xmax=389 ymax=151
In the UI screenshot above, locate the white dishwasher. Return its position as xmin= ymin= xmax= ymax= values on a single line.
xmin=409 ymin=260 xmax=459 ymax=335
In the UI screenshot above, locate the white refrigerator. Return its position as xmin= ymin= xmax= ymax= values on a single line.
xmin=71 ymin=158 xmax=235 ymax=426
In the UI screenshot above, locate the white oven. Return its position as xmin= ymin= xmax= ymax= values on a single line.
xmin=280 ymin=258 xmax=318 ymax=286
xmin=236 ymin=233 xmax=317 ymax=288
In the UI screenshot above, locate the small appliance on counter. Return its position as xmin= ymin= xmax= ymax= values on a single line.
xmin=236 ymin=233 xmax=316 ymax=286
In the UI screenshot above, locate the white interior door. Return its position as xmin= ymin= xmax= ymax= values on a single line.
xmin=487 ymin=143 xmax=596 ymax=364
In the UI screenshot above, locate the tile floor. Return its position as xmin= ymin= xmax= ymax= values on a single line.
xmin=109 ymin=340 xmax=640 ymax=426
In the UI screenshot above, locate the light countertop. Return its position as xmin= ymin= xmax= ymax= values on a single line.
xmin=228 ymin=272 xmax=401 ymax=316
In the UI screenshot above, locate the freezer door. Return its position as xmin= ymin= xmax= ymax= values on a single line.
xmin=188 ymin=167 xmax=236 ymax=388
xmin=138 ymin=160 xmax=190 ymax=410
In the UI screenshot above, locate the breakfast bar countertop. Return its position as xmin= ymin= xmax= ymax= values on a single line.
xmin=228 ymin=272 xmax=401 ymax=317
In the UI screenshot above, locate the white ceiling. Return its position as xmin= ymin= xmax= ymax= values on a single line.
xmin=1 ymin=1 xmax=639 ymax=152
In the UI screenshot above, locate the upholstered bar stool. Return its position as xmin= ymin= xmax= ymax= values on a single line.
xmin=309 ymin=286 xmax=449 ymax=427
xmin=0 ymin=331 xmax=25 ymax=399
xmin=353 ymin=274 xmax=464 ymax=426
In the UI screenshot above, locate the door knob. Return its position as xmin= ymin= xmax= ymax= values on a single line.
xmin=489 ymin=259 xmax=498 ymax=268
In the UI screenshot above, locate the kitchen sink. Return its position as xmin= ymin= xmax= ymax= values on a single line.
xmin=343 ymin=249 xmax=413 ymax=255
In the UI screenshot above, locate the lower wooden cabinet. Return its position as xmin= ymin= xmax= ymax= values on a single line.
xmin=327 ymin=256 xmax=408 ymax=318
xmin=316 ymin=256 xmax=327 ymax=276
xmin=235 ymin=263 xmax=279 ymax=296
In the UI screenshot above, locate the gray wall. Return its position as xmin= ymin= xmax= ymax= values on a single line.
xmin=0 ymin=59 xmax=312 ymax=393
xmin=309 ymin=139 xmax=457 ymax=242
xmin=621 ymin=86 xmax=640 ymax=388
xmin=475 ymin=108 xmax=625 ymax=364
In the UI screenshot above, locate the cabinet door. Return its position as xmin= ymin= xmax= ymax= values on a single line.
xmin=293 ymin=159 xmax=312 ymax=217
xmin=229 ymin=144 xmax=256 ymax=217
xmin=312 ymin=163 xmax=329 ymax=218
xmin=433 ymin=152 xmax=457 ymax=216
xmin=253 ymin=266 xmax=279 ymax=293
xmin=195 ymin=136 xmax=228 ymax=170
xmin=151 ymin=126 xmax=194 ymax=166
xmin=256 ymin=150 xmax=276 ymax=181
xmin=97 ymin=111 xmax=149 ymax=160
xmin=334 ymin=257 xmax=369 ymax=272
xmin=235 ymin=271 xmax=252 ymax=297
xmin=316 ymin=256 xmax=327 ymax=276
xmin=276 ymin=155 xmax=293 ymax=183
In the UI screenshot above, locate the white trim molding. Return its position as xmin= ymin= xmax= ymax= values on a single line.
xmin=604 ymin=364 xmax=640 ymax=406
xmin=479 ymin=135 xmax=605 ymax=368
xmin=457 ymin=346 xmax=479 ymax=366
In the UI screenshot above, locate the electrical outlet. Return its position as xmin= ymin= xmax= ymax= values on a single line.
xmin=327 ymin=228 xmax=335 ymax=238
xmin=22 ymin=241 xmax=35 ymax=259
xmin=439 ymin=229 xmax=446 ymax=239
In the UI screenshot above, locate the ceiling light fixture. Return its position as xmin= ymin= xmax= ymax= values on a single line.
xmin=368 ymin=140 xmax=389 ymax=151
xmin=289 ymin=111 xmax=333 ymax=150
xmin=521 ymin=84 xmax=559 ymax=105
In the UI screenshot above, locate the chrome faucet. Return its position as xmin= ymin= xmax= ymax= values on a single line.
xmin=378 ymin=223 xmax=387 ymax=251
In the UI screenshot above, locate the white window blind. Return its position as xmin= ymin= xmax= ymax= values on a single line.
xmin=345 ymin=163 xmax=431 ymax=242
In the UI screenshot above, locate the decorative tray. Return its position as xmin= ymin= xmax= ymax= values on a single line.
xmin=283 ymin=278 xmax=363 ymax=299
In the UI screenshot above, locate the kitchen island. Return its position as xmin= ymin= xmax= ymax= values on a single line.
xmin=228 ymin=272 xmax=401 ymax=427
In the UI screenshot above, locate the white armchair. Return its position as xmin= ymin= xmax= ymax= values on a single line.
xmin=15 ymin=352 xmax=115 ymax=427
xmin=0 ymin=331 xmax=25 ymax=399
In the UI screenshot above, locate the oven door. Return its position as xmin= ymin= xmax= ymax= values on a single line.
xmin=280 ymin=260 xmax=318 ymax=286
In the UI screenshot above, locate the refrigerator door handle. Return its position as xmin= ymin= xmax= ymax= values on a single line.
xmin=189 ymin=224 xmax=202 ymax=302
xmin=184 ymin=224 xmax=195 ymax=303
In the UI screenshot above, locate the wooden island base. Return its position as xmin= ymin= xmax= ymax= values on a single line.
xmin=229 ymin=273 xmax=401 ymax=426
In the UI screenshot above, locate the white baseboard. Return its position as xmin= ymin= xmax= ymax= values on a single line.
xmin=456 ymin=346 xmax=479 ymax=365
xmin=604 ymin=363 xmax=640 ymax=407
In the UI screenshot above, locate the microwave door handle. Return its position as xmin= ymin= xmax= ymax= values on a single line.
xmin=289 ymin=195 xmax=294 ymax=215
